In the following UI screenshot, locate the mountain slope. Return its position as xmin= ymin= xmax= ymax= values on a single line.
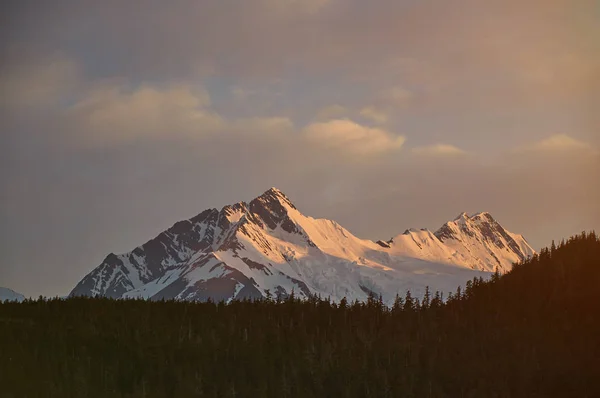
xmin=0 ymin=287 xmax=25 ymax=302
xmin=378 ymin=212 xmax=535 ymax=273
xmin=70 ymin=188 xmax=535 ymax=303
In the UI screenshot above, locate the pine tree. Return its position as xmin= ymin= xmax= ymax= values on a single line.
xmin=403 ymin=290 xmax=415 ymax=311
xmin=392 ymin=293 xmax=404 ymax=313
xmin=339 ymin=297 xmax=348 ymax=310
xmin=431 ymin=291 xmax=442 ymax=309
xmin=422 ymin=286 xmax=431 ymax=309
xmin=491 ymin=266 xmax=501 ymax=283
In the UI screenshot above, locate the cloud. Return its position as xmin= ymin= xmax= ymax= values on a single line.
xmin=66 ymin=84 xmax=222 ymax=146
xmin=0 ymin=53 xmax=81 ymax=109
xmin=316 ymin=104 xmax=347 ymax=121
xmin=359 ymin=107 xmax=388 ymax=124
xmin=228 ymin=117 xmax=294 ymax=135
xmin=376 ymin=86 xmax=413 ymax=105
xmin=515 ymin=134 xmax=597 ymax=154
xmin=303 ymin=119 xmax=405 ymax=155
xmin=5 ymin=0 xmax=596 ymax=90
xmin=64 ymin=84 xmax=299 ymax=148
xmin=411 ymin=144 xmax=466 ymax=156
xmin=231 ymin=87 xmax=254 ymax=101
xmin=266 ymin=0 xmax=333 ymax=14
xmin=0 ymin=56 xmax=294 ymax=149
xmin=355 ymin=86 xmax=413 ymax=125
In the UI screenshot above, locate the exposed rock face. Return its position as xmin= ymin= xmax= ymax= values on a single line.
xmin=70 ymin=188 xmax=535 ymax=303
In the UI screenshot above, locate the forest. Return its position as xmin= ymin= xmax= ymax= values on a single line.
xmin=1 ymin=232 xmax=598 ymax=398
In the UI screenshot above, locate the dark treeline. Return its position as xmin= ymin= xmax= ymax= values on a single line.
xmin=1 ymin=232 xmax=599 ymax=398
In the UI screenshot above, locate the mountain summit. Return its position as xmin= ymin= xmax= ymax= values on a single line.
xmin=0 ymin=287 xmax=25 ymax=302
xmin=70 ymin=188 xmax=535 ymax=303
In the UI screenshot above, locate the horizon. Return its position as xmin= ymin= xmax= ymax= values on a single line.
xmin=1 ymin=0 xmax=598 ymax=297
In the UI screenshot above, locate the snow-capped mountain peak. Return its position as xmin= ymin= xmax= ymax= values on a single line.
xmin=0 ymin=287 xmax=25 ymax=302
xmin=434 ymin=211 xmax=534 ymax=272
xmin=70 ymin=188 xmax=535 ymax=303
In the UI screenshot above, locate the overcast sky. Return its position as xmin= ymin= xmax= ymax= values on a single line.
xmin=1 ymin=0 xmax=598 ymax=297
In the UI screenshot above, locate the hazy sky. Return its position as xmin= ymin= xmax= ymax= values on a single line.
xmin=1 ymin=0 xmax=598 ymax=297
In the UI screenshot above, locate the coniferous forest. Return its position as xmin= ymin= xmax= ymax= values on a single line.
xmin=1 ymin=232 xmax=599 ymax=398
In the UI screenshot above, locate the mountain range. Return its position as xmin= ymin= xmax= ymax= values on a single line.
xmin=70 ymin=188 xmax=535 ymax=303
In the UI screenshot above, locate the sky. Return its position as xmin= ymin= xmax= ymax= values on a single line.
xmin=1 ymin=0 xmax=599 ymax=297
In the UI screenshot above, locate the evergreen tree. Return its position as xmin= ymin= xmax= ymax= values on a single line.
xmin=392 ymin=293 xmax=404 ymax=313
xmin=404 ymin=290 xmax=415 ymax=311
xmin=422 ymin=286 xmax=431 ymax=309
